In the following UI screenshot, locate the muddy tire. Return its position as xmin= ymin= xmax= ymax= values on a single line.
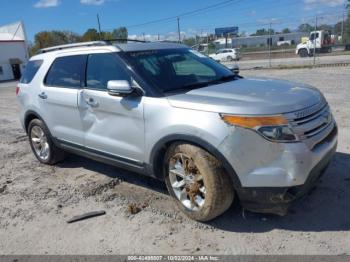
xmin=28 ymin=119 xmax=66 ymax=165
xmin=164 ymin=143 xmax=234 ymax=221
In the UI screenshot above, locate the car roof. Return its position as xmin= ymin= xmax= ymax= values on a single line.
xmin=116 ymin=42 xmax=188 ymax=52
xmin=31 ymin=41 xmax=189 ymax=61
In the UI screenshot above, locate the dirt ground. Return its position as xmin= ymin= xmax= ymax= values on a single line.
xmin=0 ymin=67 xmax=350 ymax=255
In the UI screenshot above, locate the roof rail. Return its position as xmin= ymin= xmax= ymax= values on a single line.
xmin=103 ymin=38 xmax=148 ymax=43
xmin=37 ymin=41 xmax=108 ymax=54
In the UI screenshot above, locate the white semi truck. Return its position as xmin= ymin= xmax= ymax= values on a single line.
xmin=296 ymin=30 xmax=334 ymax=57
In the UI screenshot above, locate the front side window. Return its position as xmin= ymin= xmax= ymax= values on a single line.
xmin=124 ymin=48 xmax=235 ymax=94
xmin=20 ymin=60 xmax=43 ymax=84
xmin=86 ymin=53 xmax=131 ymax=90
xmin=45 ymin=55 xmax=85 ymax=88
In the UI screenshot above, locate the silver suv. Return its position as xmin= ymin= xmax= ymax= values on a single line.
xmin=17 ymin=41 xmax=337 ymax=221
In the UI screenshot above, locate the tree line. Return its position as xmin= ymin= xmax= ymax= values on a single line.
xmin=29 ymin=27 xmax=127 ymax=55
xmin=30 ymin=1 xmax=350 ymax=55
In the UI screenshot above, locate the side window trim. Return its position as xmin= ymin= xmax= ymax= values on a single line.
xmin=84 ymin=53 xmax=107 ymax=91
xmin=43 ymin=54 xmax=87 ymax=89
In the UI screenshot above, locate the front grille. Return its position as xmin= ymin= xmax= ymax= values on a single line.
xmin=288 ymin=102 xmax=333 ymax=140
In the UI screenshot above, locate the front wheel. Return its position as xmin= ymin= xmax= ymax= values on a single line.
xmin=164 ymin=143 xmax=234 ymax=221
xmin=227 ymin=56 xmax=234 ymax=61
xmin=298 ymin=49 xmax=309 ymax=58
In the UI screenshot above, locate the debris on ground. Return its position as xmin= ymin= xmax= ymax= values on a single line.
xmin=0 ymin=184 xmax=7 ymax=194
xmin=66 ymin=210 xmax=106 ymax=223
xmin=127 ymin=203 xmax=141 ymax=215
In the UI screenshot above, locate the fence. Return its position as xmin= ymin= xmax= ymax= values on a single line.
xmin=185 ymin=12 xmax=350 ymax=70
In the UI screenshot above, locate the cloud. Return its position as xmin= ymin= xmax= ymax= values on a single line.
xmin=80 ymin=0 xmax=105 ymax=5
xmin=304 ymin=0 xmax=345 ymax=9
xmin=34 ymin=0 xmax=60 ymax=8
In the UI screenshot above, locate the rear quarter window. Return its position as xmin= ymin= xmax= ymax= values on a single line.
xmin=20 ymin=60 xmax=43 ymax=84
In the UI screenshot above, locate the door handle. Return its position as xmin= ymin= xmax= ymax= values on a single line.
xmin=38 ymin=92 xmax=47 ymax=99
xmin=85 ymin=97 xmax=99 ymax=107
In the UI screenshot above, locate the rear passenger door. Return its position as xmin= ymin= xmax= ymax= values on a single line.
xmin=41 ymin=55 xmax=86 ymax=146
xmin=78 ymin=52 xmax=145 ymax=164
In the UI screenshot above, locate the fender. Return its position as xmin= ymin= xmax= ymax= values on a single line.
xmin=149 ymin=134 xmax=242 ymax=189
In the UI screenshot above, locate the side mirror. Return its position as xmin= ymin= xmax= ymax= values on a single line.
xmin=227 ymin=65 xmax=240 ymax=75
xmin=107 ymin=80 xmax=134 ymax=96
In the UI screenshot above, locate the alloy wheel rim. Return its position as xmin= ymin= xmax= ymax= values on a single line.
xmin=30 ymin=126 xmax=50 ymax=161
xmin=168 ymin=153 xmax=206 ymax=211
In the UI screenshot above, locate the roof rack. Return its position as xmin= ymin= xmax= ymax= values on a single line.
xmin=37 ymin=41 xmax=108 ymax=54
xmin=37 ymin=39 xmax=154 ymax=54
xmin=103 ymin=38 xmax=148 ymax=43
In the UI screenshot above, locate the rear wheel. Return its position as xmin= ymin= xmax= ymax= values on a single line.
xmin=28 ymin=119 xmax=65 ymax=165
xmin=164 ymin=143 xmax=234 ymax=221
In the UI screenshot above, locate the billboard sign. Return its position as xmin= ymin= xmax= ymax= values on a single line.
xmin=215 ymin=27 xmax=239 ymax=37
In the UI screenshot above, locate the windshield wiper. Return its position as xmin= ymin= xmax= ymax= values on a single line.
xmin=164 ymin=74 xmax=238 ymax=94
xmin=211 ymin=74 xmax=237 ymax=84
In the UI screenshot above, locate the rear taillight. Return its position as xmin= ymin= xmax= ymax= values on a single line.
xmin=16 ymin=86 xmax=20 ymax=95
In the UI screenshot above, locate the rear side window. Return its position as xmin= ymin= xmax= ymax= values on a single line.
xmin=45 ymin=55 xmax=86 ymax=88
xmin=20 ymin=60 xmax=43 ymax=84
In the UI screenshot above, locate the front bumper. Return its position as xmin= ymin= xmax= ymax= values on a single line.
xmin=236 ymin=141 xmax=336 ymax=215
xmin=217 ymin=120 xmax=338 ymax=215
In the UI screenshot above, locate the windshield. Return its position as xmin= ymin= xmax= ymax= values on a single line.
xmin=123 ymin=48 xmax=236 ymax=94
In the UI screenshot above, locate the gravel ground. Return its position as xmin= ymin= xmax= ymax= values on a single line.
xmin=0 ymin=66 xmax=350 ymax=255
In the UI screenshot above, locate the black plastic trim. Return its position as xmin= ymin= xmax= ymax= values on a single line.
xmin=54 ymin=138 xmax=148 ymax=175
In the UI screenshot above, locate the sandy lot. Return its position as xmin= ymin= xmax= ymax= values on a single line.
xmin=0 ymin=67 xmax=350 ymax=255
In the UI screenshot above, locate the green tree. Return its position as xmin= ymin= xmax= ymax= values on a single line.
xmin=298 ymin=23 xmax=314 ymax=32
xmin=183 ymin=37 xmax=196 ymax=47
xmin=251 ymin=28 xmax=274 ymax=36
xmin=30 ymin=30 xmax=80 ymax=55
xmin=344 ymin=0 xmax=350 ymax=43
xmin=334 ymin=21 xmax=342 ymax=35
xmin=102 ymin=31 xmax=114 ymax=40
xmin=318 ymin=24 xmax=333 ymax=32
xmin=82 ymin=28 xmax=100 ymax=41
xmin=112 ymin=27 xmax=128 ymax=40
xmin=282 ymin=28 xmax=291 ymax=34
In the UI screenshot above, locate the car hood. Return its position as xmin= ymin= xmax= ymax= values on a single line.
xmin=166 ymin=77 xmax=324 ymax=115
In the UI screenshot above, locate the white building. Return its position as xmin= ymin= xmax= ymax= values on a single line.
xmin=0 ymin=21 xmax=29 ymax=81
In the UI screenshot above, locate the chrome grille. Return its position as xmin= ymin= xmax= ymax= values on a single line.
xmin=288 ymin=102 xmax=333 ymax=140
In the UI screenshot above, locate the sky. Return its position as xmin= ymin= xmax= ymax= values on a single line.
xmin=0 ymin=0 xmax=347 ymax=42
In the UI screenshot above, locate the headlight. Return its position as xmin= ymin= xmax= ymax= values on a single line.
xmin=220 ymin=114 xmax=297 ymax=142
xmin=257 ymin=126 xmax=296 ymax=142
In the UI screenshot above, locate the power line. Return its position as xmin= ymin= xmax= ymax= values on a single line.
xmin=124 ymin=0 xmax=241 ymax=29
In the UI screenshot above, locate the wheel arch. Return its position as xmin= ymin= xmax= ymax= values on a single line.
xmin=149 ymin=134 xmax=242 ymax=190
xmin=24 ymin=110 xmax=48 ymax=134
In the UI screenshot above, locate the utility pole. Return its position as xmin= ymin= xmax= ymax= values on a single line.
xmin=341 ymin=11 xmax=345 ymax=43
xmin=142 ymin=32 xmax=146 ymax=41
xmin=207 ymin=32 xmax=209 ymax=55
xmin=177 ymin=17 xmax=181 ymax=43
xmin=97 ymin=14 xmax=102 ymax=40
xmin=268 ymin=22 xmax=272 ymax=68
xmin=313 ymin=15 xmax=318 ymax=66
